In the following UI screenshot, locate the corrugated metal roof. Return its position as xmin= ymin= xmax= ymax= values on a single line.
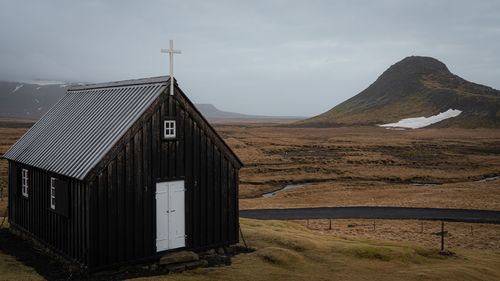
xmin=3 ymin=76 xmax=169 ymax=180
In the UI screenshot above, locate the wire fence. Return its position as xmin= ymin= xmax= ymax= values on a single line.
xmin=300 ymin=218 xmax=500 ymax=251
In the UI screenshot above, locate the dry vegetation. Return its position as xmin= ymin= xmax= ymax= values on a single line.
xmin=0 ymin=124 xmax=29 ymax=216
xmin=1 ymin=120 xmax=500 ymax=280
xmin=0 ymin=219 xmax=44 ymax=281
xmin=212 ymin=123 xmax=500 ymax=211
xmin=133 ymin=218 xmax=500 ymax=281
xmin=2 ymin=218 xmax=500 ymax=281
xmin=297 ymin=219 xmax=500 ymax=251
xmin=0 ymin=251 xmax=42 ymax=281
xmin=2 ymin=121 xmax=499 ymax=213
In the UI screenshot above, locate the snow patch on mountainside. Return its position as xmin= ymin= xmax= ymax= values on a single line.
xmin=379 ymin=109 xmax=462 ymax=129
xmin=11 ymin=84 xmax=24 ymax=93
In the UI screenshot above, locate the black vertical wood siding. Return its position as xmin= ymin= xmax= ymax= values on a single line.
xmin=8 ymin=162 xmax=90 ymax=267
xmin=8 ymin=86 xmax=240 ymax=271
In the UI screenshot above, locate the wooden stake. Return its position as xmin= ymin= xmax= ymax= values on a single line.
xmin=329 ymin=219 xmax=332 ymax=230
xmin=239 ymin=226 xmax=248 ymax=249
xmin=432 ymin=221 xmax=448 ymax=251
xmin=441 ymin=221 xmax=445 ymax=251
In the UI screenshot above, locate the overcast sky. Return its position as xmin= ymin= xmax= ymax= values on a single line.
xmin=1 ymin=0 xmax=499 ymax=116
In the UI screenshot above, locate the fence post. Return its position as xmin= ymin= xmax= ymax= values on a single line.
xmin=441 ymin=221 xmax=445 ymax=251
xmin=373 ymin=220 xmax=376 ymax=231
xmin=329 ymin=219 xmax=332 ymax=230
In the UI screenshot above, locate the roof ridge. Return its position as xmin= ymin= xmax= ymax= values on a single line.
xmin=68 ymin=76 xmax=170 ymax=91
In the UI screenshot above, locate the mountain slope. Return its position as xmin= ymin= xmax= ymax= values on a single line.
xmin=295 ymin=56 xmax=500 ymax=128
xmin=0 ymin=81 xmax=305 ymax=122
xmin=0 ymin=81 xmax=69 ymax=119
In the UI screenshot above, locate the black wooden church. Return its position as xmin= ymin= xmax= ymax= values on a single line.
xmin=3 ymin=76 xmax=242 ymax=271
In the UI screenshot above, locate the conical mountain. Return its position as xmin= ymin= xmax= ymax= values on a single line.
xmin=295 ymin=56 xmax=500 ymax=128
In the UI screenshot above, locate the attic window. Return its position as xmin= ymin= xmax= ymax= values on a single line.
xmin=164 ymin=120 xmax=176 ymax=139
xmin=50 ymin=177 xmax=56 ymax=210
xmin=21 ymin=169 xmax=29 ymax=198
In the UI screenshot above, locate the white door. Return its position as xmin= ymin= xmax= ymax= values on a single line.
xmin=156 ymin=180 xmax=185 ymax=252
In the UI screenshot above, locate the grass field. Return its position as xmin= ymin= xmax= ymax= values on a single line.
xmin=2 ymin=121 xmax=499 ymax=214
xmin=0 ymin=252 xmax=43 ymax=281
xmin=1 ymin=120 xmax=500 ymax=280
xmin=2 ymin=218 xmax=499 ymax=281
xmin=0 ymin=219 xmax=44 ymax=281
xmin=297 ymin=219 xmax=500 ymax=251
xmin=132 ymin=218 xmax=500 ymax=281
xmin=0 ymin=126 xmax=27 ymax=217
xmin=212 ymin=123 xmax=500 ymax=211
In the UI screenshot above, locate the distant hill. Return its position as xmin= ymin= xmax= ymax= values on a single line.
xmin=194 ymin=103 xmax=305 ymax=121
xmin=0 ymin=81 xmax=304 ymax=122
xmin=195 ymin=104 xmax=254 ymax=119
xmin=294 ymin=56 xmax=500 ymax=128
xmin=0 ymin=81 xmax=69 ymax=119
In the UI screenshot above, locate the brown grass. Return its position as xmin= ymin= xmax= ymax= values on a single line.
xmin=212 ymin=123 xmax=500 ymax=211
xmin=298 ymin=219 xmax=500 ymax=251
xmin=239 ymin=180 xmax=500 ymax=210
xmin=1 ymin=121 xmax=500 ymax=280
xmin=132 ymin=218 xmax=500 ymax=281
xmin=0 ymin=127 xmax=29 ymax=215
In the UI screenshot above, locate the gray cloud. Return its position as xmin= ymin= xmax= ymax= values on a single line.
xmin=1 ymin=0 xmax=499 ymax=116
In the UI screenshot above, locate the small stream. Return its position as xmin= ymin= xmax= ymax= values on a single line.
xmin=410 ymin=175 xmax=499 ymax=186
xmin=261 ymin=175 xmax=499 ymax=198
xmin=262 ymin=183 xmax=312 ymax=198
xmin=474 ymin=175 xmax=500 ymax=183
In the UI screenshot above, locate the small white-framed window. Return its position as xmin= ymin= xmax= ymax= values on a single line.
xmin=22 ymin=168 xmax=29 ymax=198
xmin=50 ymin=177 xmax=56 ymax=210
xmin=164 ymin=120 xmax=176 ymax=139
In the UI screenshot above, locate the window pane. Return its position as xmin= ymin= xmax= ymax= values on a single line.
xmin=164 ymin=120 xmax=176 ymax=138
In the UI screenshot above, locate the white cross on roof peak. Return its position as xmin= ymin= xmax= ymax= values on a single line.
xmin=161 ymin=40 xmax=182 ymax=96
